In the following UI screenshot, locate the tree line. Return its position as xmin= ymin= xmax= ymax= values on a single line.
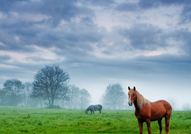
xmin=0 ymin=65 xmax=131 ymax=110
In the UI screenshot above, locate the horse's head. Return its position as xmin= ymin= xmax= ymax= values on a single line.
xmin=85 ymin=110 xmax=88 ymax=114
xmin=128 ymin=86 xmax=137 ymax=106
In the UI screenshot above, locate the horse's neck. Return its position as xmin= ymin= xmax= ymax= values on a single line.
xmin=133 ymin=100 xmax=139 ymax=110
xmin=134 ymin=92 xmax=150 ymax=110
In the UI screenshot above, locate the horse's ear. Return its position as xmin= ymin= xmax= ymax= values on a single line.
xmin=128 ymin=86 xmax=130 ymax=90
xmin=133 ymin=86 xmax=136 ymax=91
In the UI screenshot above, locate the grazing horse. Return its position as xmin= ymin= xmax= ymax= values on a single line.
xmin=128 ymin=87 xmax=172 ymax=134
xmin=85 ymin=104 xmax=102 ymax=114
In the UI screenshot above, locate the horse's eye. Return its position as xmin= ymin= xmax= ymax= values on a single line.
xmin=133 ymin=93 xmax=135 ymax=96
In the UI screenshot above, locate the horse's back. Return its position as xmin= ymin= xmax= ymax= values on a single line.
xmin=150 ymin=100 xmax=172 ymax=121
xmin=155 ymin=100 xmax=172 ymax=112
xmin=94 ymin=104 xmax=102 ymax=110
xmin=87 ymin=104 xmax=102 ymax=110
xmin=88 ymin=105 xmax=93 ymax=109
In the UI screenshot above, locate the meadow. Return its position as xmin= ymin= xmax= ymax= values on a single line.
xmin=0 ymin=106 xmax=191 ymax=134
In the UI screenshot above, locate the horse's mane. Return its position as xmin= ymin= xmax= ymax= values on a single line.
xmin=136 ymin=91 xmax=150 ymax=109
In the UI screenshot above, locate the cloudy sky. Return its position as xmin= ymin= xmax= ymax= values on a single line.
xmin=0 ymin=0 xmax=191 ymax=110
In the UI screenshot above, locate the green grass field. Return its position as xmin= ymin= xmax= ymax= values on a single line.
xmin=0 ymin=106 xmax=191 ymax=134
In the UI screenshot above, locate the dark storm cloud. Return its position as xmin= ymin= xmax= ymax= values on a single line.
xmin=0 ymin=55 xmax=11 ymax=61
xmin=2 ymin=0 xmax=94 ymax=24
xmin=115 ymin=3 xmax=139 ymax=12
xmin=135 ymin=54 xmax=191 ymax=64
xmin=175 ymin=30 xmax=191 ymax=48
xmin=0 ymin=0 xmax=94 ymax=30
xmin=180 ymin=5 xmax=191 ymax=23
xmin=0 ymin=0 xmax=190 ymax=74
xmin=163 ymin=28 xmax=191 ymax=55
xmin=139 ymin=0 xmax=191 ymax=23
xmin=0 ymin=0 xmax=101 ymax=56
xmin=138 ymin=0 xmax=160 ymax=9
xmin=157 ymin=0 xmax=191 ymax=5
xmin=0 ymin=64 xmax=36 ymax=84
xmin=0 ymin=0 xmax=189 ymax=56
xmin=115 ymin=22 xmax=191 ymax=57
xmin=0 ymin=0 xmax=29 ymax=12
xmin=134 ymin=54 xmax=191 ymax=78
xmin=138 ymin=0 xmax=191 ymax=9
xmin=84 ymin=0 xmax=115 ymax=6
xmin=116 ymin=0 xmax=191 ymax=23
xmin=118 ymin=24 xmax=162 ymax=50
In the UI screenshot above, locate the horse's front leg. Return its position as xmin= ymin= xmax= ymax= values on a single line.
xmin=138 ymin=120 xmax=143 ymax=134
xmin=146 ymin=119 xmax=151 ymax=134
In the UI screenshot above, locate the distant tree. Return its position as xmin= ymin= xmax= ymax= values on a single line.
xmin=168 ymin=98 xmax=176 ymax=110
xmin=22 ymin=82 xmax=33 ymax=107
xmin=67 ymin=85 xmax=91 ymax=109
xmin=0 ymin=79 xmax=24 ymax=106
xmin=182 ymin=103 xmax=191 ymax=111
xmin=0 ymin=89 xmax=6 ymax=105
xmin=31 ymin=65 xmax=69 ymax=107
xmin=79 ymin=89 xmax=91 ymax=109
xmin=102 ymin=83 xmax=127 ymax=110
xmin=67 ymin=85 xmax=80 ymax=109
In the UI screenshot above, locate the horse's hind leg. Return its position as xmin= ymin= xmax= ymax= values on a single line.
xmin=165 ymin=115 xmax=170 ymax=134
xmin=165 ymin=102 xmax=172 ymax=134
xmin=158 ymin=119 xmax=162 ymax=134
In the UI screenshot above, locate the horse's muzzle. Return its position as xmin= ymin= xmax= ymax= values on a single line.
xmin=128 ymin=102 xmax=132 ymax=106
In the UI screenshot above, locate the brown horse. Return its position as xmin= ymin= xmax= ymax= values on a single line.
xmin=128 ymin=86 xmax=172 ymax=134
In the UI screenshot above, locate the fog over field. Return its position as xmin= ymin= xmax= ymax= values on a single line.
xmin=0 ymin=0 xmax=191 ymax=110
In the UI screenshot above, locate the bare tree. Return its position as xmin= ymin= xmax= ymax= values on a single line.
xmin=102 ymin=83 xmax=127 ymax=110
xmin=31 ymin=65 xmax=69 ymax=108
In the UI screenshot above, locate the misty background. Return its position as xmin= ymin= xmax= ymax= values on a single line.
xmin=0 ymin=0 xmax=191 ymax=110
xmin=0 ymin=65 xmax=132 ymax=110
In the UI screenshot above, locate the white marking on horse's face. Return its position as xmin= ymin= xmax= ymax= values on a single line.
xmin=128 ymin=93 xmax=132 ymax=106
